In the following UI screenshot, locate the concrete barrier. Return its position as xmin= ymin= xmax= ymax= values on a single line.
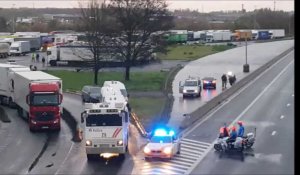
xmin=179 ymin=46 xmax=294 ymax=130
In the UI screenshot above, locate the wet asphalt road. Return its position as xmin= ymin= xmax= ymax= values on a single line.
xmin=169 ymin=40 xmax=294 ymax=129
xmin=183 ymin=51 xmax=294 ymax=174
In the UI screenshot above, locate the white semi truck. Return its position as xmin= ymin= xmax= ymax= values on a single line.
xmin=0 ymin=64 xmax=31 ymax=106
xmin=0 ymin=43 xmax=10 ymax=58
xmin=81 ymin=87 xmax=130 ymax=160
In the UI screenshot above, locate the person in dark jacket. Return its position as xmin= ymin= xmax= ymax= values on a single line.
xmin=221 ymin=74 xmax=227 ymax=88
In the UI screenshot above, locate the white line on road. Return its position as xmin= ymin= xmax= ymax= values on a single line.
xmin=292 ymin=94 xmax=294 ymax=97
xmin=280 ymin=115 xmax=285 ymax=119
xmin=287 ymin=103 xmax=291 ymax=107
xmin=272 ymin=131 xmax=277 ymax=136
xmin=185 ymin=58 xmax=294 ymax=175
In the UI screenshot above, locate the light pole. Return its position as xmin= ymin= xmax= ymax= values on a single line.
xmin=243 ymin=32 xmax=250 ymax=72
xmin=12 ymin=4 xmax=15 ymax=33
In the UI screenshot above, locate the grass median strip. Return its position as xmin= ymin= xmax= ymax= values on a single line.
xmin=129 ymin=96 xmax=166 ymax=132
xmin=157 ymin=45 xmax=235 ymax=60
xmin=45 ymin=70 xmax=168 ymax=92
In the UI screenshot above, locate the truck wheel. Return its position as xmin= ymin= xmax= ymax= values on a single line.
xmin=87 ymin=154 xmax=95 ymax=161
xmin=29 ymin=126 xmax=36 ymax=133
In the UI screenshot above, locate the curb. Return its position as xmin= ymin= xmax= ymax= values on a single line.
xmin=179 ymin=46 xmax=294 ymax=130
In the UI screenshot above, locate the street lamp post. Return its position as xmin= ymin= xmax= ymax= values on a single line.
xmin=243 ymin=33 xmax=250 ymax=72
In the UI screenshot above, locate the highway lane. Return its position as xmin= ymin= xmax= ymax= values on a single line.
xmin=50 ymin=93 xmax=144 ymax=175
xmin=169 ymin=40 xmax=294 ymax=128
xmin=128 ymin=50 xmax=294 ymax=175
xmin=0 ymin=106 xmax=47 ymax=174
xmin=184 ymin=51 xmax=294 ymax=174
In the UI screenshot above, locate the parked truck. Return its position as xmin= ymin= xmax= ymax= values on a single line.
xmin=269 ymin=29 xmax=285 ymax=39
xmin=0 ymin=43 xmax=10 ymax=58
xmin=9 ymin=41 xmax=30 ymax=56
xmin=0 ymin=64 xmax=31 ymax=106
xmin=14 ymin=36 xmax=41 ymax=51
xmin=256 ymin=31 xmax=271 ymax=40
xmin=0 ymin=63 xmax=63 ymax=131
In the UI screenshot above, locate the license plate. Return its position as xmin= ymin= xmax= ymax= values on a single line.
xmin=42 ymin=126 xmax=49 ymax=129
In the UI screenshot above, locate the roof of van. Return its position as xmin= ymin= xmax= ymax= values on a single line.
xmin=103 ymin=80 xmax=126 ymax=89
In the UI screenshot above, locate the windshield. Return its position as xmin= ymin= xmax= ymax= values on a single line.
xmin=86 ymin=114 xmax=122 ymax=127
xmin=185 ymin=81 xmax=197 ymax=86
xmin=90 ymin=87 xmax=100 ymax=93
xmin=150 ymin=136 xmax=172 ymax=143
xmin=120 ymin=89 xmax=127 ymax=97
xmin=30 ymin=93 xmax=59 ymax=106
xmin=10 ymin=47 xmax=19 ymax=50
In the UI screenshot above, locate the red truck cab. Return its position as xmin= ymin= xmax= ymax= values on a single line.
xmin=27 ymin=82 xmax=63 ymax=131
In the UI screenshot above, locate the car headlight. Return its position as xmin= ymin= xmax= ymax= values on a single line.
xmin=86 ymin=140 xmax=92 ymax=146
xmin=117 ymin=140 xmax=123 ymax=146
xmin=194 ymin=89 xmax=198 ymax=93
xmin=183 ymin=90 xmax=187 ymax=93
xmin=31 ymin=119 xmax=37 ymax=124
xmin=163 ymin=147 xmax=172 ymax=155
xmin=144 ymin=147 xmax=151 ymax=154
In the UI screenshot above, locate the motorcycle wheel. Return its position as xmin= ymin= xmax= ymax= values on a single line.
xmin=246 ymin=142 xmax=254 ymax=149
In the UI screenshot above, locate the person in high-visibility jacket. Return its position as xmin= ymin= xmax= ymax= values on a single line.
xmin=219 ymin=123 xmax=230 ymax=138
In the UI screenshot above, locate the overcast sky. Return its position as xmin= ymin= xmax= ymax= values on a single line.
xmin=0 ymin=0 xmax=294 ymax=12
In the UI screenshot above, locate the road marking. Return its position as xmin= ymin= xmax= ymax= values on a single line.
xmin=181 ymin=138 xmax=211 ymax=147
xmin=287 ymin=103 xmax=291 ymax=107
xmin=292 ymin=94 xmax=294 ymax=97
xmin=54 ymin=142 xmax=74 ymax=175
xmin=185 ymin=57 xmax=294 ymax=175
xmin=280 ymin=115 xmax=285 ymax=119
xmin=272 ymin=131 xmax=277 ymax=136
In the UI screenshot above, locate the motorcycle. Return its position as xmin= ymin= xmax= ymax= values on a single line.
xmin=214 ymin=128 xmax=256 ymax=152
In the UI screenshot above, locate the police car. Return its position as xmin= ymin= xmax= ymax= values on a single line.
xmin=202 ymin=77 xmax=217 ymax=89
xmin=143 ymin=128 xmax=181 ymax=160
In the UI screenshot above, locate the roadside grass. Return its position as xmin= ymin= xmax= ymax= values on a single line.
xmin=44 ymin=70 xmax=168 ymax=92
xmin=157 ymin=44 xmax=235 ymax=60
xmin=129 ymin=97 xmax=166 ymax=131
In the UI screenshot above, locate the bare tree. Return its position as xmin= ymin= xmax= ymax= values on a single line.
xmin=79 ymin=0 xmax=110 ymax=85
xmin=109 ymin=0 xmax=174 ymax=81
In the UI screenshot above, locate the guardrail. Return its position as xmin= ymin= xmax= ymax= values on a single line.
xmin=131 ymin=112 xmax=148 ymax=137
xmin=179 ymin=46 xmax=294 ymax=130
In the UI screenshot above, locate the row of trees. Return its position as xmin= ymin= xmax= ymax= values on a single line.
xmin=79 ymin=0 xmax=173 ymax=83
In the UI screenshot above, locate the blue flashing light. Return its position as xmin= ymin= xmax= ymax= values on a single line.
xmin=154 ymin=129 xmax=167 ymax=136
xmin=169 ymin=130 xmax=175 ymax=136
xmin=154 ymin=128 xmax=176 ymax=137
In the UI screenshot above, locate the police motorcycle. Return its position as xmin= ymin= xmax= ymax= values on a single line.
xmin=214 ymin=128 xmax=256 ymax=153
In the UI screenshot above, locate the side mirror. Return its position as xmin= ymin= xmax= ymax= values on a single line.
xmin=81 ymin=112 xmax=86 ymax=123
xmin=59 ymin=94 xmax=63 ymax=104
xmin=26 ymin=95 xmax=30 ymax=105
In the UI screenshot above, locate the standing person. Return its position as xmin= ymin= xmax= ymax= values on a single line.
xmin=36 ymin=53 xmax=40 ymax=62
xmin=221 ymin=74 xmax=227 ymax=88
xmin=31 ymin=52 xmax=35 ymax=62
xmin=42 ymin=56 xmax=45 ymax=67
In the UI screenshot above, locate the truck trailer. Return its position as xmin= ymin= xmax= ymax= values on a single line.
xmin=269 ymin=29 xmax=285 ymax=39
xmin=0 ymin=43 xmax=10 ymax=58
